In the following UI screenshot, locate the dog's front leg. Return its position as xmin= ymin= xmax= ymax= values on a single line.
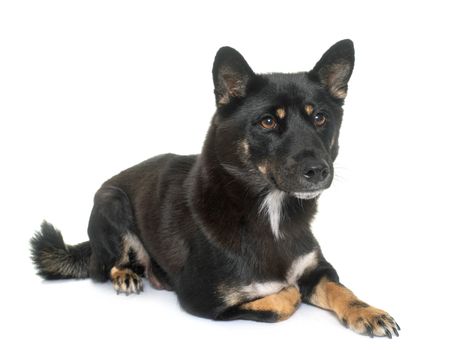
xmin=217 ymin=287 xmax=301 ymax=322
xmin=299 ymin=261 xmax=400 ymax=338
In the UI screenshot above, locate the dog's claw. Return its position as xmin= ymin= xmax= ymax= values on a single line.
xmin=385 ymin=328 xmax=392 ymax=339
xmin=111 ymin=268 xmax=143 ymax=296
xmin=377 ymin=319 xmax=393 ymax=339
xmin=365 ymin=324 xmax=374 ymax=338
xmin=393 ymin=327 xmax=399 ymax=337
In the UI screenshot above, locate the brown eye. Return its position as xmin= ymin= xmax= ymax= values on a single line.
xmin=259 ymin=115 xmax=277 ymax=129
xmin=313 ymin=112 xmax=327 ymax=127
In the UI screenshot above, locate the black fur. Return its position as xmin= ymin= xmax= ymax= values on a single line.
xmin=298 ymin=257 xmax=340 ymax=301
xmin=217 ymin=307 xmax=279 ymax=323
xmin=31 ymin=40 xmax=356 ymax=321
xmin=31 ymin=221 xmax=91 ymax=279
xmin=87 ymin=186 xmax=135 ymax=282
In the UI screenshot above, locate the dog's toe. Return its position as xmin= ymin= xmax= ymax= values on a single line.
xmin=111 ymin=267 xmax=143 ymax=295
xmin=342 ymin=305 xmax=399 ymax=338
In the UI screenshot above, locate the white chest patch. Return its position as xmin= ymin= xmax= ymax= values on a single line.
xmin=221 ymin=251 xmax=319 ymax=306
xmin=259 ymin=190 xmax=286 ymax=239
xmin=222 ymin=281 xmax=285 ymax=306
xmin=286 ymin=251 xmax=318 ymax=285
xmin=241 ymin=281 xmax=285 ymax=298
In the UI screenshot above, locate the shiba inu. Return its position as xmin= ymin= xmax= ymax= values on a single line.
xmin=31 ymin=39 xmax=399 ymax=338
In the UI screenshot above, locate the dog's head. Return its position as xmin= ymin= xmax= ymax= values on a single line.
xmin=210 ymin=40 xmax=354 ymax=199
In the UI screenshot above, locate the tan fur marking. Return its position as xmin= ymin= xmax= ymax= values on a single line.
xmin=218 ymin=95 xmax=230 ymax=106
xmin=311 ymin=277 xmax=355 ymax=310
xmin=304 ymin=104 xmax=314 ymax=116
xmin=238 ymin=139 xmax=250 ymax=161
xmin=309 ymin=277 xmax=398 ymax=336
xmin=110 ymin=266 xmax=143 ymax=295
xmin=110 ymin=266 xmax=128 ymax=280
xmin=324 ymin=63 xmax=350 ymax=99
xmin=217 ymin=71 xmax=249 ymax=106
xmin=218 ymin=281 xmax=285 ymax=306
xmin=240 ymin=287 xmax=301 ymax=321
xmin=242 ymin=140 xmax=249 ymax=153
xmin=331 ymin=87 xmax=348 ymax=99
xmin=257 ymin=162 xmax=268 ymax=175
xmin=329 ymin=134 xmax=337 ymax=149
xmin=276 ymin=107 xmax=286 ymax=119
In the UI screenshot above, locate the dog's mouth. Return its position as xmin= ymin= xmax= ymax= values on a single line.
xmin=222 ymin=163 xmax=329 ymax=200
xmin=291 ymin=190 xmax=323 ymax=200
xmin=268 ymin=175 xmax=325 ymax=200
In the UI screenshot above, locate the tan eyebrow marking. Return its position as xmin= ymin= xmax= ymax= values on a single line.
xmin=276 ymin=107 xmax=286 ymax=119
xmin=305 ymin=104 xmax=314 ymax=116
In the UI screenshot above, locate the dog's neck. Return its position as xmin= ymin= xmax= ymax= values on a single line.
xmin=187 ymin=125 xmax=317 ymax=251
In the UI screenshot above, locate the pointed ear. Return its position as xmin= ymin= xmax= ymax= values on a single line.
xmin=309 ymin=39 xmax=355 ymax=100
xmin=212 ymin=47 xmax=255 ymax=107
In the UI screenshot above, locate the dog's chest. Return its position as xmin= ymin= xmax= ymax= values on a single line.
xmin=222 ymin=251 xmax=318 ymax=306
xmin=285 ymin=250 xmax=318 ymax=284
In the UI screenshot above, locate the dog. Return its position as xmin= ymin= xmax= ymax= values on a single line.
xmin=31 ymin=39 xmax=399 ymax=338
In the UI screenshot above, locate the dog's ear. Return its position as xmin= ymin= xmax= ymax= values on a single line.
xmin=213 ymin=47 xmax=255 ymax=107
xmin=309 ymin=39 xmax=354 ymax=100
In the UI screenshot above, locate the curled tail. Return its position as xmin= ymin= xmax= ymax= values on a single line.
xmin=30 ymin=221 xmax=91 ymax=280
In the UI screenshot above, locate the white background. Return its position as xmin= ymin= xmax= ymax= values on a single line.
xmin=1 ymin=1 xmax=474 ymax=349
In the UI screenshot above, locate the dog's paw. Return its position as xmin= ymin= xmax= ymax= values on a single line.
xmin=110 ymin=267 xmax=144 ymax=295
xmin=341 ymin=303 xmax=400 ymax=338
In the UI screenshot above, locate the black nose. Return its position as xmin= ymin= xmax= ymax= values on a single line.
xmin=303 ymin=162 xmax=330 ymax=183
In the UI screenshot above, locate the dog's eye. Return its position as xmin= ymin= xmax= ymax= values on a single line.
xmin=259 ymin=115 xmax=277 ymax=129
xmin=313 ymin=112 xmax=327 ymax=127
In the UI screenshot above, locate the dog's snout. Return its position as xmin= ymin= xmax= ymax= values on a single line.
xmin=303 ymin=162 xmax=330 ymax=183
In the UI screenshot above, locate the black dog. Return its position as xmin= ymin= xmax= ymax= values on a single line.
xmin=31 ymin=40 xmax=399 ymax=338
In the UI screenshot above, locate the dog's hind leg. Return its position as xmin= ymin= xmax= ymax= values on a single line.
xmin=109 ymin=231 xmax=149 ymax=295
xmin=87 ymin=186 xmax=149 ymax=295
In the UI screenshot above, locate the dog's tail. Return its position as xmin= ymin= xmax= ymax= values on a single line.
xmin=30 ymin=221 xmax=91 ymax=280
